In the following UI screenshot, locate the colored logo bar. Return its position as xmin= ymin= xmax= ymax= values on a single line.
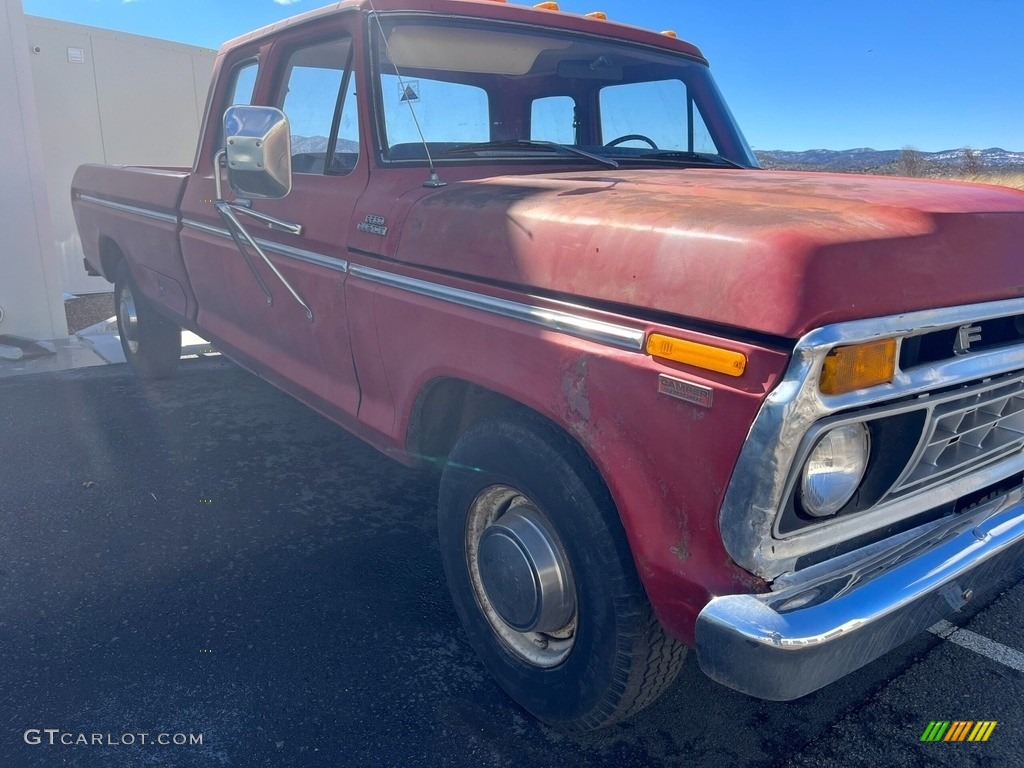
xmin=920 ymin=721 xmax=997 ymax=742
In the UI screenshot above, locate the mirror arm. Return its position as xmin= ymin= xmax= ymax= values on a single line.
xmin=214 ymin=147 xmax=301 ymax=234
xmin=214 ymin=202 xmax=275 ymax=308
xmin=215 ymin=202 xmax=314 ymax=322
xmin=214 ymin=148 xmax=227 ymax=202
xmin=230 ymin=205 xmax=304 ymax=236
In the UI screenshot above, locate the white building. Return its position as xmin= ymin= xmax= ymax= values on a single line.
xmin=0 ymin=2 xmax=214 ymax=339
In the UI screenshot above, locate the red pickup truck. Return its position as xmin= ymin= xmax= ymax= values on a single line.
xmin=72 ymin=0 xmax=1024 ymax=730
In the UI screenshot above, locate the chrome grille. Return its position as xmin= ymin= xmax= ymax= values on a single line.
xmin=887 ymin=374 xmax=1024 ymax=499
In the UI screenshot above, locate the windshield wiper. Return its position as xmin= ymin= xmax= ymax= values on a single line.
xmin=638 ymin=151 xmax=747 ymax=169
xmin=442 ymin=140 xmax=619 ymax=169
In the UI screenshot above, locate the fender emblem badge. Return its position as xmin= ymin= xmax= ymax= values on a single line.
xmin=657 ymin=374 xmax=713 ymax=408
xmin=357 ymin=214 xmax=388 ymax=236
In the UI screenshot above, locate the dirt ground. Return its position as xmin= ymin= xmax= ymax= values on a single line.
xmin=64 ymin=293 xmax=114 ymax=334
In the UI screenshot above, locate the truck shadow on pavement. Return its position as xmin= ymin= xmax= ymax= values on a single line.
xmin=0 ymin=361 xmax=946 ymax=768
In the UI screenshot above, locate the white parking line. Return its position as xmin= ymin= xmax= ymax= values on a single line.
xmin=928 ymin=619 xmax=1024 ymax=673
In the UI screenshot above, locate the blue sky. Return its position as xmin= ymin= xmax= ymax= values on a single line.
xmin=22 ymin=0 xmax=1024 ymax=152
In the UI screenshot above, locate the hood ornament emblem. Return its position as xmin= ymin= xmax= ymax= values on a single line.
xmin=954 ymin=324 xmax=982 ymax=355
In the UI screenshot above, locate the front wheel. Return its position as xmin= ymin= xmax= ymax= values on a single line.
xmin=114 ymin=261 xmax=181 ymax=380
xmin=438 ymin=411 xmax=686 ymax=730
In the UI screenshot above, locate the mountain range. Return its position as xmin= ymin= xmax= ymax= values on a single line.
xmin=291 ymin=136 xmax=357 ymax=154
xmin=754 ymin=147 xmax=1024 ymax=172
xmin=292 ymin=136 xmax=1024 ymax=175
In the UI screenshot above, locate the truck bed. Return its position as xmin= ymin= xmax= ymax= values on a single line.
xmin=71 ymin=164 xmax=197 ymax=323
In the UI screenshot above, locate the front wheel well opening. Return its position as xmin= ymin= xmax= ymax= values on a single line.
xmin=406 ymin=379 xmax=522 ymax=469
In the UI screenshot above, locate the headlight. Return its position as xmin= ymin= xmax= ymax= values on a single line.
xmin=800 ymin=423 xmax=870 ymax=517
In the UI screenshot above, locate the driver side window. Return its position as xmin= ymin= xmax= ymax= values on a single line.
xmin=276 ymin=37 xmax=359 ymax=175
xmin=599 ymin=79 xmax=717 ymax=152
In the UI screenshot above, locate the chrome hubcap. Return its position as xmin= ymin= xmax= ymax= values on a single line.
xmin=118 ymin=285 xmax=139 ymax=354
xmin=467 ymin=485 xmax=577 ymax=667
xmin=478 ymin=507 xmax=576 ymax=633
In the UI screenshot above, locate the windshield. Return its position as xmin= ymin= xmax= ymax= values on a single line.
xmin=371 ymin=16 xmax=757 ymax=168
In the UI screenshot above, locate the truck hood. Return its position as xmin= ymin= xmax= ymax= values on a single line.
xmin=395 ymin=169 xmax=1024 ymax=338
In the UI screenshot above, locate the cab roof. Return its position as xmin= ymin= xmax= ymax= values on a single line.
xmin=220 ymin=0 xmax=706 ymax=63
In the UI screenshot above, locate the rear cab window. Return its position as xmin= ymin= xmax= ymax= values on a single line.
xmin=229 ymin=60 xmax=259 ymax=107
xmin=215 ymin=58 xmax=259 ymax=151
xmin=531 ymin=96 xmax=576 ymax=144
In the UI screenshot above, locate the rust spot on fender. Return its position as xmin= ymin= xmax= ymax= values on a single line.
xmin=561 ymin=355 xmax=591 ymax=425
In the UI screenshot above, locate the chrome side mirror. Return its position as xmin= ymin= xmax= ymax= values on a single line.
xmin=223 ymin=106 xmax=292 ymax=199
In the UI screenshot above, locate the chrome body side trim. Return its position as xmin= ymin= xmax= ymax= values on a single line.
xmin=261 ymin=241 xmax=348 ymax=272
xmin=181 ymin=218 xmax=348 ymax=272
xmin=697 ymin=486 xmax=1024 ymax=700
xmin=721 ymin=297 xmax=1024 ymax=580
xmin=348 ymin=264 xmax=646 ymax=352
xmin=181 ymin=218 xmax=226 ymax=238
xmin=181 ymin=220 xmax=639 ymax=350
xmin=180 ymin=220 xmax=637 ymax=351
xmin=78 ymin=194 xmax=179 ymax=225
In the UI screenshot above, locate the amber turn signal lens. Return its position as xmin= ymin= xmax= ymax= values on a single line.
xmin=646 ymin=334 xmax=747 ymax=377
xmin=819 ymin=339 xmax=897 ymax=395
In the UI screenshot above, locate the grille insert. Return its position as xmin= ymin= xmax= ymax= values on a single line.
xmin=887 ymin=374 xmax=1024 ymax=500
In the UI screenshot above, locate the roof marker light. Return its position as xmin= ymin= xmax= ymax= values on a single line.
xmin=534 ymin=2 xmax=560 ymax=10
xmin=661 ymin=30 xmax=678 ymax=38
xmin=585 ymin=11 xmax=607 ymax=20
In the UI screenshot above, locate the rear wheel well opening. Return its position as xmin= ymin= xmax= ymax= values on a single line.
xmin=98 ymin=237 xmax=125 ymax=283
xmin=406 ymin=379 xmax=521 ymax=469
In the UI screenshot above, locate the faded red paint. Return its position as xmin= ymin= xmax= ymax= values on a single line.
xmin=397 ymin=170 xmax=1024 ymax=338
xmin=70 ymin=0 xmax=1024 ymax=649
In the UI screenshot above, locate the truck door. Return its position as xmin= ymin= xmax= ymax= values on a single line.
xmin=180 ymin=18 xmax=367 ymax=423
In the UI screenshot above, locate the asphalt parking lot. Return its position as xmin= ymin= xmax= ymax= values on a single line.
xmin=2 ymin=359 xmax=1024 ymax=767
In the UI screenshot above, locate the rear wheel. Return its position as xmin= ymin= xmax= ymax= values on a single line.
xmin=114 ymin=261 xmax=180 ymax=380
xmin=438 ymin=410 xmax=686 ymax=730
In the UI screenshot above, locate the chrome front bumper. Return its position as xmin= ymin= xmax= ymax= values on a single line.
xmin=696 ymin=489 xmax=1024 ymax=700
